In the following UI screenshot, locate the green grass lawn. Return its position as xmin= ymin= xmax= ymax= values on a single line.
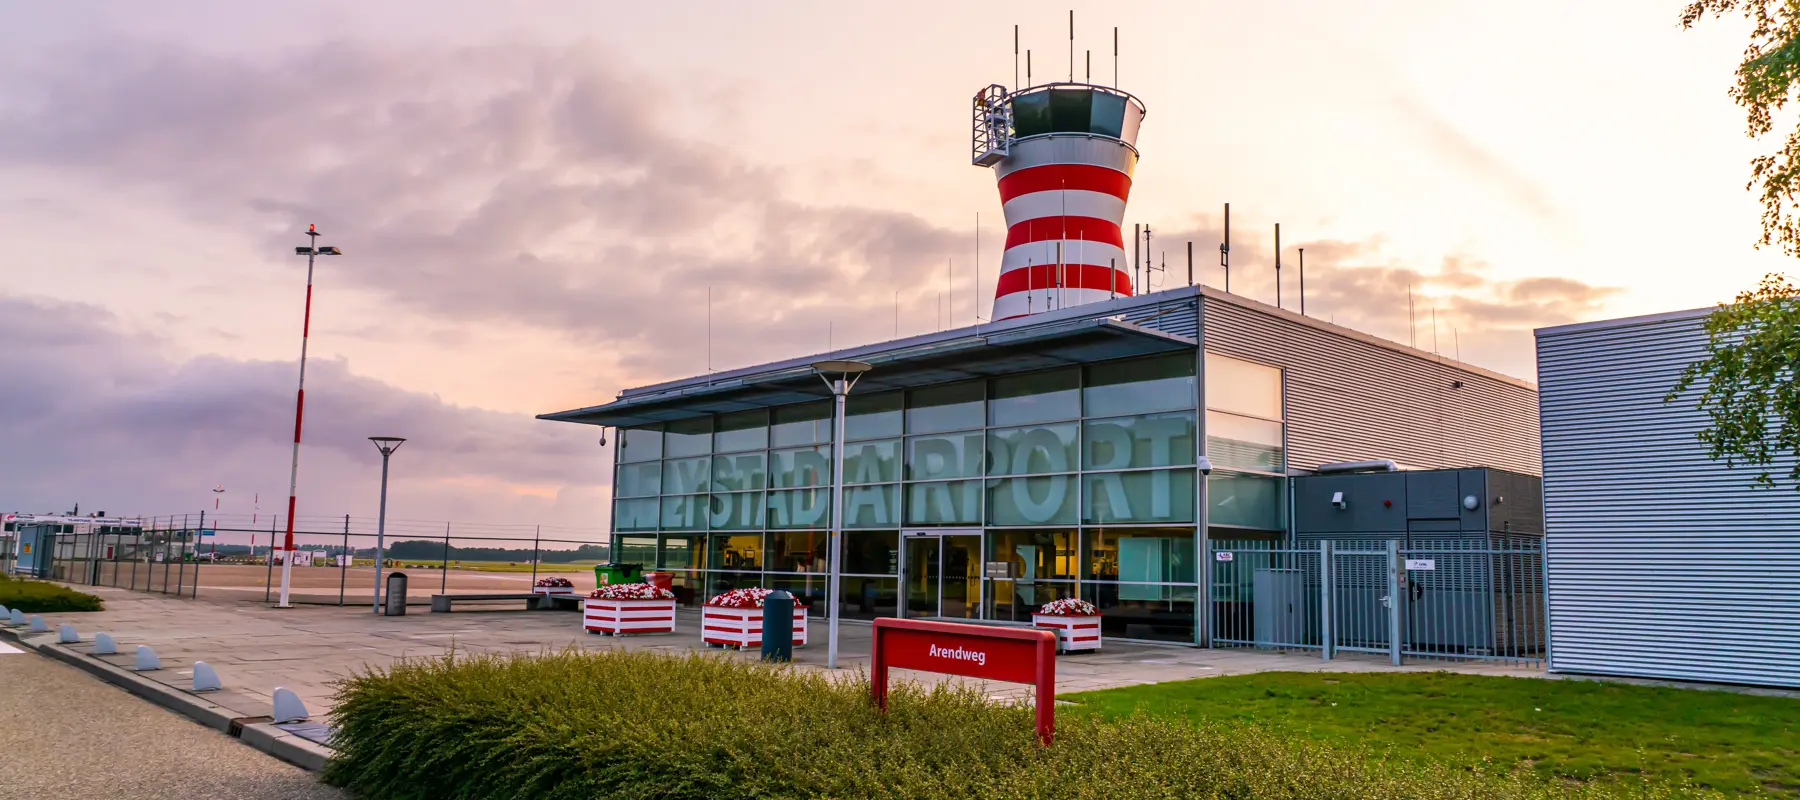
xmin=1061 ymin=671 xmax=1800 ymax=796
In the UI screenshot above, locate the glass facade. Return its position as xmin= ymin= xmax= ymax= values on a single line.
xmin=608 ymin=351 xmax=1288 ymax=642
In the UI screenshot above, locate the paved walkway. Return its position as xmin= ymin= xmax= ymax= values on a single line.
xmin=0 ymin=644 xmax=343 ymax=800
xmin=8 ymin=584 xmax=1543 ymax=726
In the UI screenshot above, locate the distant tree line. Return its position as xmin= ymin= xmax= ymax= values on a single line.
xmin=374 ymin=541 xmax=610 ymax=563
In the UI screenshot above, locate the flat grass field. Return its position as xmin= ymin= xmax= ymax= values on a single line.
xmin=1061 ymin=671 xmax=1800 ymax=795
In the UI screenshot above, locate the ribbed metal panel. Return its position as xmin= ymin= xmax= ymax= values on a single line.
xmin=1536 ymin=309 xmax=1800 ymax=688
xmin=1115 ymin=298 xmax=1198 ymax=339
xmin=1201 ymin=293 xmax=1541 ymax=475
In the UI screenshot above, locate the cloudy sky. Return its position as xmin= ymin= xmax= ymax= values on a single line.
xmin=1 ymin=1 xmax=1789 ymax=540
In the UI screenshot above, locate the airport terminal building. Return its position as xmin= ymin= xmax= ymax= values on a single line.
xmin=540 ymin=285 xmax=1540 ymax=645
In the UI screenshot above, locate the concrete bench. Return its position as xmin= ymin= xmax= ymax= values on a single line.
xmin=429 ymin=593 xmax=549 ymax=613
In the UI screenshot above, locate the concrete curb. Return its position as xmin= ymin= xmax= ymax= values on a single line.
xmin=0 ymin=626 xmax=336 ymax=773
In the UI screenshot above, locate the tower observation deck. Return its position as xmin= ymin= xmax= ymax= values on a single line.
xmin=972 ymin=82 xmax=1147 ymax=321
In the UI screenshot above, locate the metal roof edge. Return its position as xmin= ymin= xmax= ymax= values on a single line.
xmin=1533 ymin=306 xmax=1712 ymax=339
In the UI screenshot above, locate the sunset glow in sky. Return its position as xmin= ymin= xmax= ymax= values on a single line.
xmin=2 ymin=1 xmax=1789 ymax=538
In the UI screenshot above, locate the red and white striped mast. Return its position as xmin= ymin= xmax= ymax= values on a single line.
xmin=280 ymin=224 xmax=340 ymax=608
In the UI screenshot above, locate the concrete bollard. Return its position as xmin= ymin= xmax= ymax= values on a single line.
xmin=192 ymin=661 xmax=222 ymax=692
xmin=28 ymin=615 xmax=47 ymax=633
xmin=9 ymin=609 xmax=26 ymax=626
xmin=92 ymin=633 xmax=117 ymax=655
xmin=134 ymin=645 xmax=161 ymax=671
xmin=0 ymin=604 xmax=8 ymax=617
xmin=271 ymin=687 xmax=309 ymax=724
xmin=58 ymin=623 xmax=79 ymax=643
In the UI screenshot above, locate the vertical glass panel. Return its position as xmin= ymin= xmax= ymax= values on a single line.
xmin=846 ymin=391 xmax=903 ymax=441
xmin=987 ymin=529 xmax=1079 ymax=580
xmin=613 ymin=499 xmax=659 ymax=532
xmin=616 ymin=535 xmax=657 ymax=566
xmin=1083 ymin=354 xmax=1196 ymax=417
xmin=844 ymin=484 xmax=902 ymax=529
xmin=1084 ymin=527 xmax=1196 ymax=583
xmin=663 ymin=570 xmax=703 ymax=607
xmin=1206 ymin=411 xmax=1283 ymax=472
xmin=843 ymin=439 xmax=900 ymax=484
xmin=905 ymin=432 xmax=984 ymax=481
xmin=837 ymin=577 xmax=900 ymax=621
xmin=1208 ymin=472 xmax=1286 ymax=530
xmin=766 ymin=573 xmax=831 ymax=609
xmin=613 ymin=462 xmax=662 ymax=498
xmin=659 ymin=495 xmax=707 ymax=531
xmin=704 ymin=571 xmax=763 ymax=599
xmin=769 ymin=445 xmax=832 ymax=488
xmin=660 ymin=535 xmax=705 ymax=570
xmin=1083 ymin=583 xmax=1197 ymax=643
xmin=707 ymin=492 xmax=764 ymax=530
xmin=714 ymin=409 xmax=768 ymax=453
xmin=988 ymin=368 xmax=1079 ymax=425
xmin=1010 ymin=90 xmax=1052 ymax=138
xmin=709 ymin=533 xmax=761 ymax=571
xmin=711 ymin=452 xmax=766 ymax=492
xmin=617 ymin=427 xmax=662 ymax=463
xmin=1082 ymin=412 xmax=1198 ymax=470
xmin=842 ymin=531 xmax=900 ymax=574
xmin=771 ymin=402 xmax=833 ymax=447
xmin=986 ymin=422 xmax=1077 ymax=476
xmin=663 ymin=418 xmax=712 ymax=458
xmin=766 ymin=489 xmax=830 ymax=529
xmin=1206 ymin=352 xmax=1283 ymax=419
xmin=1047 ymin=88 xmax=1093 ymax=132
xmin=1089 ymin=91 xmax=1126 ymax=138
xmin=905 ymin=480 xmax=981 ymax=525
xmin=662 ymin=456 xmax=711 ymax=495
xmin=986 ymin=579 xmax=1078 ymax=622
xmin=1082 ymin=468 xmax=1198 ymax=524
xmin=905 ymin=382 xmax=984 ymax=434
xmin=766 ymin=530 xmax=828 ymax=573
xmin=986 ymin=475 xmax=1078 ymax=526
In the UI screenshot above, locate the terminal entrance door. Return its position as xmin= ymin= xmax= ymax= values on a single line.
xmin=901 ymin=530 xmax=982 ymax=620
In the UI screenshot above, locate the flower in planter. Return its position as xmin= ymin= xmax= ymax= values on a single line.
xmin=589 ymin=582 xmax=675 ymax=600
xmin=704 ymin=587 xmax=808 ymax=609
xmin=1036 ymin=597 xmax=1098 ymax=617
xmin=535 ymin=577 xmax=574 ymax=588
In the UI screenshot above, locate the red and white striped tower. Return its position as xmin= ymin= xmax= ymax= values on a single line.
xmin=973 ymin=82 xmax=1146 ymax=320
xmin=280 ymin=225 xmax=340 ymax=608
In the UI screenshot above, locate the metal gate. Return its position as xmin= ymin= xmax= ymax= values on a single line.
xmin=1210 ymin=539 xmax=1545 ymax=668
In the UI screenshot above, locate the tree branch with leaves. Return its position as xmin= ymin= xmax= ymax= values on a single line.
xmin=1683 ymin=1 xmax=1800 ymax=252
xmin=1666 ymin=273 xmax=1800 ymax=488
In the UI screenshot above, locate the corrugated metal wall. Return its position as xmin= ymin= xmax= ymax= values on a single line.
xmin=1537 ymin=309 xmax=1800 ymax=688
xmin=1200 ymin=292 xmax=1541 ymax=475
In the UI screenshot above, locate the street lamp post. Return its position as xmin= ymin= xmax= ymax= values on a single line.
xmin=812 ymin=359 xmax=872 ymax=669
xmin=368 ymin=437 xmax=405 ymax=614
xmin=279 ymin=225 xmax=342 ymax=608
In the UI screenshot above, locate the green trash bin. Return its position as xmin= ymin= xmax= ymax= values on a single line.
xmin=594 ymin=562 xmax=643 ymax=587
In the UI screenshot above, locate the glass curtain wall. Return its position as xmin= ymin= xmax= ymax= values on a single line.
xmin=607 ymin=350 xmax=1286 ymax=642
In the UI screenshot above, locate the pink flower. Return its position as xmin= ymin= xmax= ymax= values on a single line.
xmin=588 ymin=583 xmax=674 ymax=600
xmin=705 ymin=587 xmax=807 ymax=609
xmin=535 ymin=577 xmax=574 ymax=588
xmin=1036 ymin=598 xmax=1098 ymax=617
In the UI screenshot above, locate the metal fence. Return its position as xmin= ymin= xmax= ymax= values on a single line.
xmin=1209 ymin=538 xmax=1545 ymax=668
xmin=12 ymin=512 xmax=611 ymax=608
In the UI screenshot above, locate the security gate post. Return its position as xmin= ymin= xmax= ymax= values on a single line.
xmin=1320 ymin=540 xmax=1334 ymax=661
xmin=1387 ymin=539 xmax=1402 ymax=666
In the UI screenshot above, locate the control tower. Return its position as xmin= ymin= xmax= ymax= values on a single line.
xmin=973 ymin=81 xmax=1146 ymax=320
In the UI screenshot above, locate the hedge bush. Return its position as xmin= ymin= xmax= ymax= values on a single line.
xmin=0 ymin=573 xmax=103 ymax=613
xmin=324 ymin=650 xmax=1707 ymax=800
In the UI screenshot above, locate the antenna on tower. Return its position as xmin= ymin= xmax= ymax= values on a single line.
xmin=1113 ymin=27 xmax=1119 ymax=87
xmin=1086 ymin=50 xmax=1091 ymax=82
xmin=1220 ymin=203 xmax=1231 ymax=293
xmin=1069 ymin=10 xmax=1075 ymax=83
xmin=1187 ymin=241 xmax=1194 ymax=286
xmin=1299 ymin=247 xmax=1306 ymax=316
xmin=1274 ymin=223 xmax=1282 ymax=309
xmin=1014 ymin=25 xmax=1020 ymax=90
xmin=1143 ymin=225 xmax=1153 ymax=294
xmin=1027 ymin=50 xmax=1032 ymax=87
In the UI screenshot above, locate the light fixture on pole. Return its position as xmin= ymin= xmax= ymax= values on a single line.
xmin=811 ymin=359 xmax=872 ymax=669
xmin=278 ymin=225 xmax=342 ymax=608
xmin=368 ymin=437 xmax=405 ymax=615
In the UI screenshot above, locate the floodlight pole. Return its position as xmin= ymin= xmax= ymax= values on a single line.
xmin=369 ymin=437 xmax=405 ymax=614
xmin=279 ymin=225 xmax=339 ymax=608
xmin=814 ymin=360 xmax=870 ymax=669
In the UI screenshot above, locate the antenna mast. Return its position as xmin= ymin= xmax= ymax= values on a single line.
xmin=1299 ymin=247 xmax=1306 ymax=316
xmin=1219 ymin=202 xmax=1231 ymax=293
xmin=1187 ymin=241 xmax=1193 ymax=286
xmin=1014 ymin=25 xmax=1020 ymax=89
xmin=1274 ymin=223 xmax=1282 ymax=309
xmin=1068 ymin=10 xmax=1074 ymax=82
xmin=1113 ymin=27 xmax=1119 ymax=86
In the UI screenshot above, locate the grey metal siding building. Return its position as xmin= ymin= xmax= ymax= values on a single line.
xmin=1537 ymin=309 xmax=1800 ymax=688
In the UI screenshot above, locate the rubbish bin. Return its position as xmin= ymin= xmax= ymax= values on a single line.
xmin=593 ymin=562 xmax=642 ymax=587
xmin=645 ymin=571 xmax=673 ymax=593
xmin=385 ymin=571 xmax=408 ymax=616
xmin=761 ymin=590 xmax=795 ymax=662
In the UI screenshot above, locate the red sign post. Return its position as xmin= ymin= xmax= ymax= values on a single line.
xmin=869 ymin=618 xmax=1058 ymax=745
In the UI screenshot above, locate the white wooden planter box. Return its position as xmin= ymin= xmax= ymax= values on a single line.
xmin=533 ymin=585 xmax=577 ymax=596
xmin=583 ymin=597 xmax=677 ymax=635
xmin=702 ymin=605 xmax=808 ymax=649
xmin=1032 ymin=614 xmax=1102 ymax=653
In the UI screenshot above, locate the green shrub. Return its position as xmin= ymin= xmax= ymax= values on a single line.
xmin=0 ymin=573 xmax=103 ymax=613
xmin=324 ymin=649 xmax=1706 ymax=800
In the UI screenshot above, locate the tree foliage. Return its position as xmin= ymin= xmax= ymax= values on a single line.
xmin=1682 ymin=1 xmax=1800 ymax=253
xmin=1667 ymin=273 xmax=1800 ymax=488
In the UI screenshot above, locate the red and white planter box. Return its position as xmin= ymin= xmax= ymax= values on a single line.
xmin=1032 ymin=614 xmax=1102 ymax=653
xmin=702 ymin=605 xmax=809 ymax=649
xmin=583 ymin=597 xmax=677 ymax=635
xmin=533 ymin=585 xmax=578 ymax=597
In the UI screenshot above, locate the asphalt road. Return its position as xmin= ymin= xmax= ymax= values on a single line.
xmin=0 ymin=643 xmax=345 ymax=800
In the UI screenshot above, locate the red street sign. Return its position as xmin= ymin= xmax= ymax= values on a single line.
xmin=870 ymin=618 xmax=1058 ymax=745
